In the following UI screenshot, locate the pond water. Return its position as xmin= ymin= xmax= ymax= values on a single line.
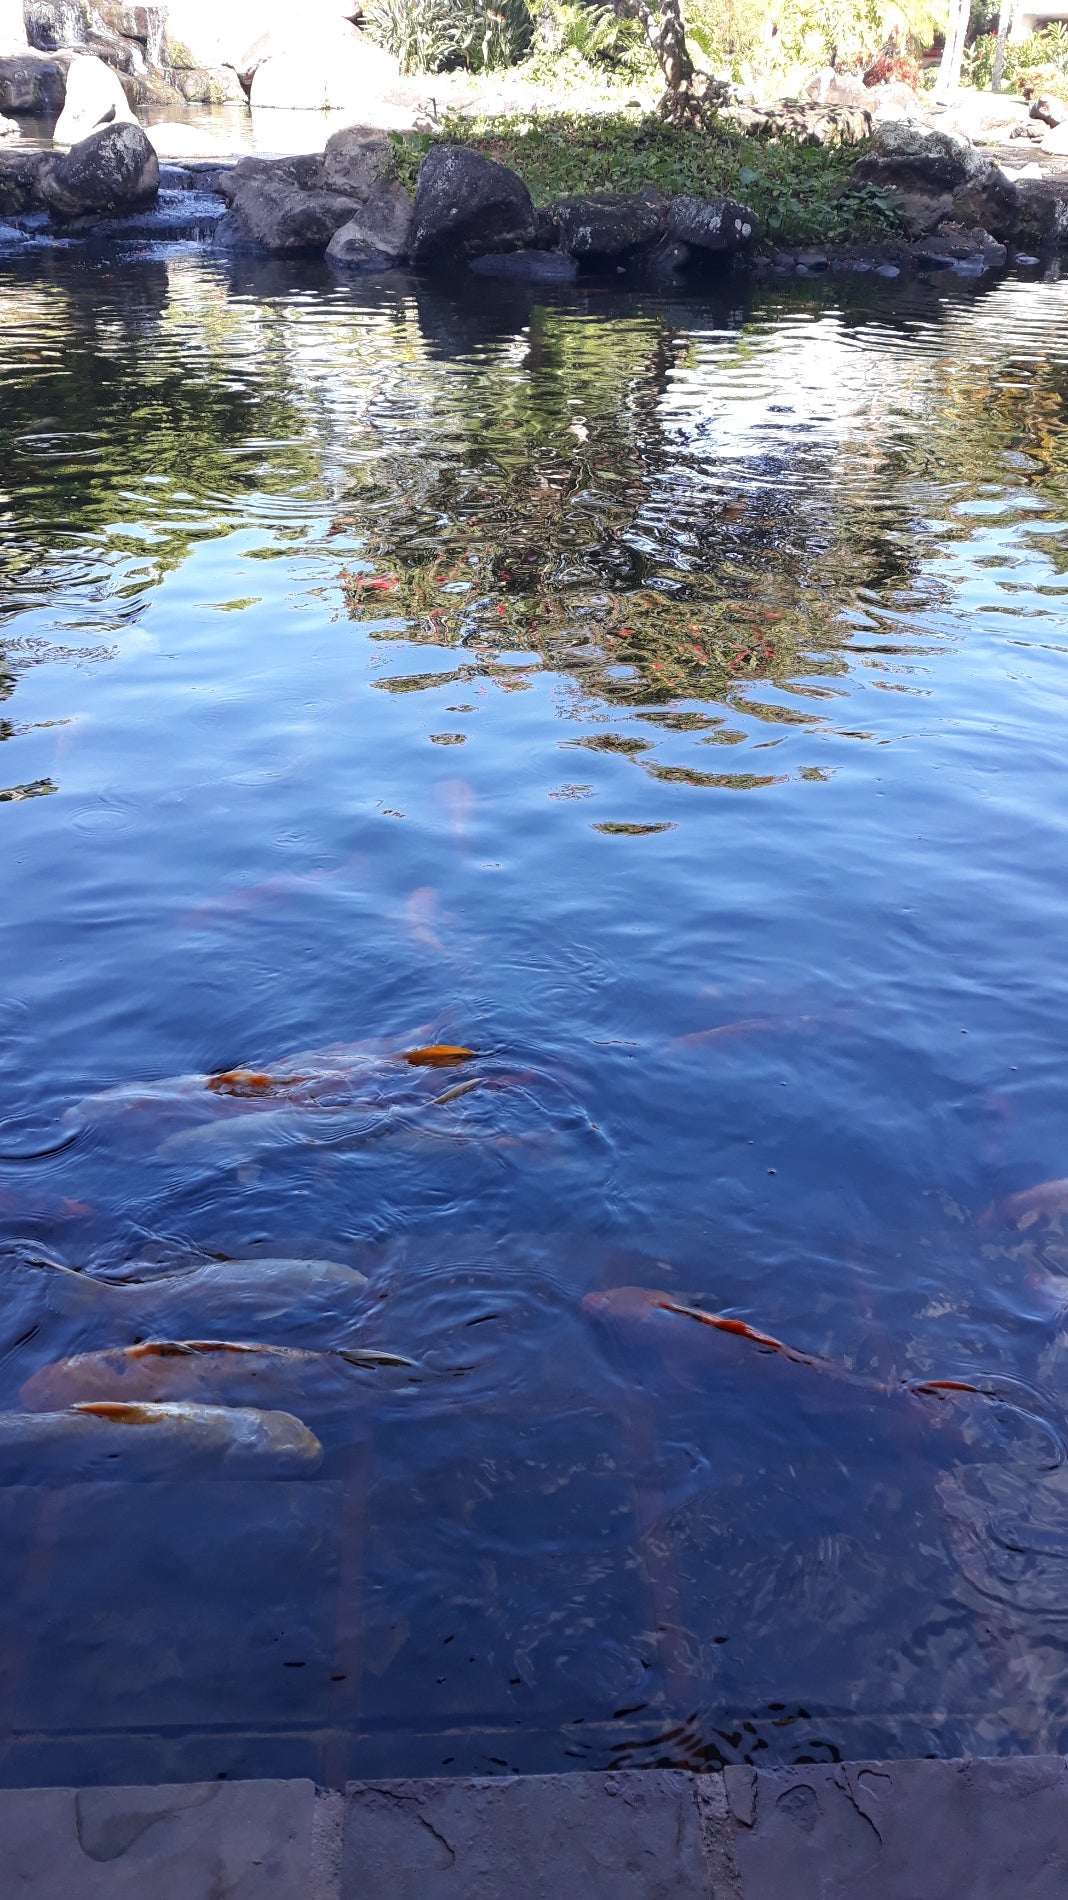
xmin=2 ymin=249 xmax=1068 ymax=1786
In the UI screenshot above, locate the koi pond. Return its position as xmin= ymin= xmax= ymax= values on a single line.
xmin=1 ymin=249 xmax=1068 ymax=1786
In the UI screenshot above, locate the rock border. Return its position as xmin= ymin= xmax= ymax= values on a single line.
xmin=3 ymin=1759 xmax=1067 ymax=1896
xmin=2 ymin=118 xmax=1068 ymax=278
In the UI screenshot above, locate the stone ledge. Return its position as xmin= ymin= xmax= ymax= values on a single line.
xmin=2 ymin=1757 xmax=1067 ymax=1896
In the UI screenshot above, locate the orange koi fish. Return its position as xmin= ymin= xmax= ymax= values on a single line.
xmin=21 ymin=1339 xmax=417 ymax=1412
xmin=980 ymin=1179 xmax=1068 ymax=1231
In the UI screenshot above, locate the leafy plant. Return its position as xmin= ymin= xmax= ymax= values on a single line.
xmin=391 ymin=108 xmax=905 ymax=244
xmin=864 ymin=49 xmax=922 ymax=84
xmin=684 ymin=0 xmax=945 ymax=92
xmin=537 ymin=0 xmax=654 ymax=71
xmin=963 ymin=20 xmax=1068 ymax=89
xmin=363 ymin=0 xmax=466 ymax=73
xmin=364 ymin=0 xmax=534 ymax=73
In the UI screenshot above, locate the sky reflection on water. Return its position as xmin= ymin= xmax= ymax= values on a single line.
xmin=1 ymin=254 xmax=1068 ymax=1783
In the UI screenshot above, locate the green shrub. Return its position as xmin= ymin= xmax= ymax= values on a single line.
xmin=963 ymin=20 xmax=1068 ymax=90
xmin=364 ymin=0 xmax=533 ymax=73
xmin=533 ymin=1 xmax=654 ymax=73
xmin=391 ymin=108 xmax=906 ymax=244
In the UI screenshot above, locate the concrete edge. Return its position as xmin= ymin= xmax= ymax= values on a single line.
xmin=1 ymin=1758 xmax=1066 ymax=1896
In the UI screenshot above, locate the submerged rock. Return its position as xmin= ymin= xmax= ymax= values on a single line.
xmin=53 ymin=51 xmax=135 ymax=145
xmin=929 ymin=219 xmax=1007 ymax=266
xmin=409 ymin=145 xmax=535 ymax=264
xmin=41 ymin=120 xmax=159 ymax=219
xmin=468 ymin=248 xmax=579 ymax=282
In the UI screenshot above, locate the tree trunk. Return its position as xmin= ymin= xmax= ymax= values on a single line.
xmin=991 ymin=0 xmax=1015 ymax=91
xmin=933 ymin=0 xmax=969 ymax=106
xmin=632 ymin=0 xmax=705 ymax=123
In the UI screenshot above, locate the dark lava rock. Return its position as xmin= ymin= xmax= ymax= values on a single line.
xmin=325 ymin=180 xmax=413 ymax=268
xmin=853 ymin=120 xmax=1019 ymax=243
xmin=541 ymin=190 xmax=665 ymax=259
xmin=633 ymin=236 xmax=691 ymax=279
xmin=468 ymin=249 xmax=578 ymax=281
xmin=409 ymin=145 xmax=535 ymax=264
xmin=0 ymin=149 xmax=48 ymax=215
xmin=217 ymin=154 xmax=325 ymax=202
xmin=853 ymin=121 xmax=976 ymax=193
xmin=214 ymin=175 xmax=362 ymax=255
xmin=40 ymin=121 xmax=158 ymax=219
xmin=930 ymin=219 xmax=1007 ymax=265
xmin=953 ymin=168 xmax=1019 ymax=244
xmin=1013 ymin=177 xmax=1068 ymax=252
xmin=1031 ymin=92 xmax=1068 ymax=128
xmin=667 ymin=194 xmax=759 ymax=251
xmin=0 ymin=52 xmax=67 ymax=117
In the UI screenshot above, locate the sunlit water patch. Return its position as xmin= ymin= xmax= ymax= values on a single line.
xmin=1 ymin=255 xmax=1068 ymax=1782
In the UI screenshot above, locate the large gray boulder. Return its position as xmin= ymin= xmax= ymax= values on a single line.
xmin=0 ymin=50 xmax=65 ymax=114
xmin=214 ymin=168 xmax=363 ymax=253
xmin=667 ymin=194 xmax=759 ymax=251
xmin=410 ymin=145 xmax=535 ymax=263
xmin=320 ymin=125 xmax=394 ymax=199
xmin=542 ymin=190 xmax=665 ymax=258
xmin=53 ymin=52 xmax=135 ymax=144
xmin=248 ymin=23 xmax=398 ymax=111
xmin=853 ymin=120 xmax=976 ymax=192
xmin=1015 ymin=176 xmax=1068 ymax=250
xmin=852 ymin=120 xmax=1019 ymax=242
xmin=40 ymin=119 xmax=158 ymax=217
xmin=163 ymin=0 xmax=360 ymax=73
xmin=326 ymin=178 xmax=413 ymax=267
xmin=216 ymin=153 xmax=325 ymax=200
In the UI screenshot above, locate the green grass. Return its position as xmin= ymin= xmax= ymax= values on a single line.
xmin=390 ymin=108 xmax=905 ymax=246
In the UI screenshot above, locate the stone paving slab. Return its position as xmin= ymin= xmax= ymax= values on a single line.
xmin=0 ymin=1777 xmax=316 ymax=1897
xmin=722 ymin=1755 xmax=1068 ymax=1900
xmin=343 ymin=1769 xmax=708 ymax=1899
xmin=1 ymin=1758 xmax=1067 ymax=1896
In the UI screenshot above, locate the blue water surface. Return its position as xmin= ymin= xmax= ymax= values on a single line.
xmin=1 ymin=250 xmax=1068 ymax=1783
